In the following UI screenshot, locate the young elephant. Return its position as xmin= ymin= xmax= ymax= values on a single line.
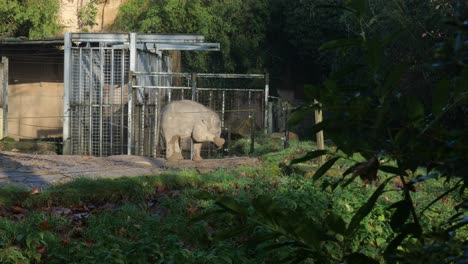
xmin=161 ymin=100 xmax=225 ymax=161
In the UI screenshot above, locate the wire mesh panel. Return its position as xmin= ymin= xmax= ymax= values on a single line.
xmin=131 ymin=72 xmax=267 ymax=159
xmin=69 ymin=47 xmax=129 ymax=156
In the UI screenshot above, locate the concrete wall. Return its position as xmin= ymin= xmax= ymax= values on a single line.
xmin=7 ymin=57 xmax=63 ymax=140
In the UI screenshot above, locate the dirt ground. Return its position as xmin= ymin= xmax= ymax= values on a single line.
xmin=0 ymin=151 xmax=259 ymax=188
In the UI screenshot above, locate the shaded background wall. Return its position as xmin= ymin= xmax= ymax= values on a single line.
xmin=3 ymin=46 xmax=64 ymax=140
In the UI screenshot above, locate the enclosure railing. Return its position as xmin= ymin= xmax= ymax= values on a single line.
xmin=129 ymin=71 xmax=269 ymax=158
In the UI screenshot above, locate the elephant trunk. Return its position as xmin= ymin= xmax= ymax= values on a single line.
xmin=214 ymin=137 xmax=225 ymax=149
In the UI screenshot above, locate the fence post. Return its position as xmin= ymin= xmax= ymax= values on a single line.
xmin=62 ymin=33 xmax=71 ymax=154
xmin=128 ymin=33 xmax=137 ymax=155
xmin=314 ymin=99 xmax=325 ymax=165
xmin=191 ymin=72 xmax=197 ymax=101
xmin=1 ymin=57 xmax=8 ymax=138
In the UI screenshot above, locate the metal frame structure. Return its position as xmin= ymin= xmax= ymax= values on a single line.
xmin=130 ymin=71 xmax=269 ymax=158
xmin=63 ymin=32 xmax=219 ymax=156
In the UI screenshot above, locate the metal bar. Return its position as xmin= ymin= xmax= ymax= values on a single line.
xmin=121 ymin=50 xmax=125 ymax=154
xmin=197 ymin=73 xmax=265 ymax=78
xmin=70 ymin=33 xmax=206 ymax=43
xmin=250 ymin=112 xmax=255 ymax=154
xmin=128 ymin=33 xmax=137 ymax=155
xmin=132 ymin=85 xmax=263 ymax=92
xmin=133 ymin=72 xmax=191 ymax=77
xmin=99 ymin=47 xmax=104 ymax=156
xmin=153 ymin=89 xmax=159 ymax=157
xmin=133 ymin=73 xmax=265 ymax=79
xmin=264 ymin=72 xmax=269 ymax=134
xmin=77 ymin=48 xmax=83 ymax=154
xmin=62 ymin=33 xmax=71 ymax=154
xmin=191 ymin=73 xmax=197 ymax=100
xmin=89 ymin=49 xmax=93 ymax=155
xmin=110 ymin=49 xmax=115 ymax=155
xmin=221 ymin=91 xmax=225 ymax=128
xmin=154 ymin=43 xmax=220 ymax=51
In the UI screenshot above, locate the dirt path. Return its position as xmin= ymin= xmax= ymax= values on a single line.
xmin=0 ymin=151 xmax=258 ymax=188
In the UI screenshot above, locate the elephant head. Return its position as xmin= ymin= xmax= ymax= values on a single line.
xmin=194 ymin=114 xmax=225 ymax=149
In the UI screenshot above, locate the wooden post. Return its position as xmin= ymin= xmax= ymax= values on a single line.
xmin=314 ymin=99 xmax=325 ymax=165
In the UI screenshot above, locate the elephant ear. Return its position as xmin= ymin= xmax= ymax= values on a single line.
xmin=200 ymin=119 xmax=209 ymax=128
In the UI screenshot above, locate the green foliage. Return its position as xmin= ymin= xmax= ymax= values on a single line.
xmin=114 ymin=0 xmax=269 ymax=73
xmin=0 ymin=141 xmax=464 ymax=262
xmin=77 ymin=0 xmax=99 ymax=31
xmin=0 ymin=0 xmax=61 ymax=39
xmin=283 ymin=0 xmax=467 ymax=262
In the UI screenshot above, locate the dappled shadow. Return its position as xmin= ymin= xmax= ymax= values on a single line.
xmin=0 ymin=152 xmax=49 ymax=189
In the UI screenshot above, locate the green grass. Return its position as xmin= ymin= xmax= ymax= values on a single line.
xmin=0 ymin=140 xmax=465 ymax=263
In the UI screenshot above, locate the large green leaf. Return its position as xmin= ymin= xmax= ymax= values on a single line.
xmin=389 ymin=200 xmax=411 ymax=232
xmin=405 ymin=97 xmax=425 ymax=122
xmin=346 ymin=177 xmax=393 ymax=237
xmin=289 ymin=150 xmax=328 ymax=165
xmin=347 ymin=0 xmax=370 ymax=17
xmin=345 ymin=253 xmax=379 ymax=264
xmin=319 ymin=38 xmax=362 ymax=50
xmin=378 ymin=165 xmax=404 ymax=176
xmin=312 ymin=157 xmax=340 ymax=182
xmin=288 ymin=107 xmax=312 ymax=128
xmin=432 ymin=79 xmax=451 ymax=115
xmin=384 ymin=223 xmax=422 ymax=263
xmin=365 ymin=38 xmax=383 ymax=73
xmin=215 ymin=223 xmax=256 ymax=241
xmin=215 ymin=196 xmax=248 ymax=216
xmin=325 ymin=213 xmax=347 ymax=235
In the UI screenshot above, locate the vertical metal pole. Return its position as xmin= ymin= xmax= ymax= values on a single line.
xmin=99 ymin=47 xmax=104 ymax=156
xmin=264 ymin=72 xmax=269 ymax=134
xmin=221 ymin=91 xmax=225 ymax=128
xmin=110 ymin=49 xmax=115 ymax=155
xmin=314 ymin=99 xmax=325 ymax=165
xmin=89 ymin=49 xmax=93 ymax=156
xmin=121 ymin=51 xmax=125 ymax=154
xmin=77 ymin=48 xmax=83 ymax=154
xmin=128 ymin=33 xmax=137 ymax=155
xmin=153 ymin=89 xmax=159 ymax=157
xmin=63 ymin=33 xmax=72 ymax=154
xmin=191 ymin=72 xmax=197 ymax=101
xmin=190 ymin=72 xmax=197 ymax=159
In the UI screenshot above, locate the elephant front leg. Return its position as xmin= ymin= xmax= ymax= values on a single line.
xmin=166 ymin=135 xmax=184 ymax=162
xmin=192 ymin=143 xmax=203 ymax=161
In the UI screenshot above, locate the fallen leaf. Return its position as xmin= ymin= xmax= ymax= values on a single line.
xmin=85 ymin=239 xmax=94 ymax=248
xmin=11 ymin=205 xmax=29 ymax=214
xmin=36 ymin=245 xmax=47 ymax=256
xmin=353 ymin=157 xmax=380 ymax=184
xmin=187 ymin=206 xmax=199 ymax=216
xmin=116 ymin=227 xmax=126 ymax=236
xmin=30 ymin=186 xmax=41 ymax=195
xmin=39 ymin=220 xmax=53 ymax=231
xmin=61 ymin=233 xmax=70 ymax=245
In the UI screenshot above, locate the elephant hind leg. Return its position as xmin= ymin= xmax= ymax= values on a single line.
xmin=192 ymin=143 xmax=203 ymax=161
xmin=166 ymin=135 xmax=184 ymax=161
